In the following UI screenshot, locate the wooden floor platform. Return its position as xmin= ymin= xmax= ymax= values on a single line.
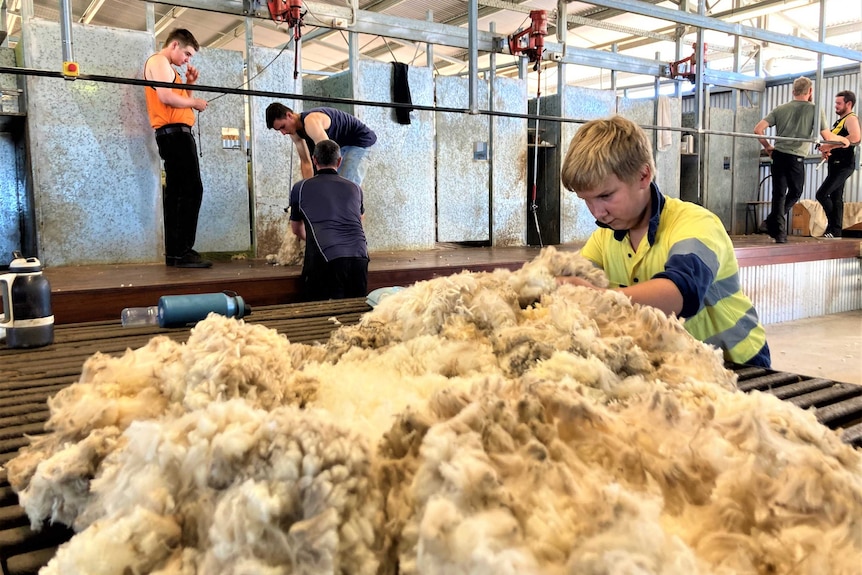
xmin=1 ymin=298 xmax=861 ymax=575
xmin=37 ymin=235 xmax=862 ymax=325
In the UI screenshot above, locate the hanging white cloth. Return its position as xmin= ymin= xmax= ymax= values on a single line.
xmin=657 ymin=96 xmax=673 ymax=152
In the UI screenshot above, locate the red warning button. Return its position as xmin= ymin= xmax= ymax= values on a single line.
xmin=63 ymin=61 xmax=80 ymax=77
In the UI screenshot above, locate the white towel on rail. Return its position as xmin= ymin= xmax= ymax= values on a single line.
xmin=657 ymin=96 xmax=673 ymax=152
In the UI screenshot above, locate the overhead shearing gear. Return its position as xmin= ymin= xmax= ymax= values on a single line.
xmin=667 ymin=42 xmax=706 ymax=84
xmin=267 ymin=0 xmax=305 ymax=79
xmin=508 ymin=10 xmax=548 ymax=247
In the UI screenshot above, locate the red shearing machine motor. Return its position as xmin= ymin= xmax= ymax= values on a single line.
xmin=667 ymin=42 xmax=706 ymax=84
xmin=267 ymin=0 xmax=303 ymax=26
xmin=266 ymin=0 xmax=305 ymax=79
xmin=508 ymin=10 xmax=549 ymax=71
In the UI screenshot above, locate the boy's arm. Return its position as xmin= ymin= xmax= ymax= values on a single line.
xmin=619 ymin=280 xmax=685 ymax=316
xmin=562 ymin=234 xmax=717 ymax=319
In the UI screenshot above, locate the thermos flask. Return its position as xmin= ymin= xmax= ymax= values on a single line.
xmin=0 ymin=252 xmax=54 ymax=348
xmin=121 ymin=292 xmax=251 ymax=328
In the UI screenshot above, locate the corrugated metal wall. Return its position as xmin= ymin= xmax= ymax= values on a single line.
xmin=740 ymin=258 xmax=862 ymax=325
xmin=684 ymin=65 xmax=861 ymax=223
xmin=758 ymin=66 xmax=862 ymax=205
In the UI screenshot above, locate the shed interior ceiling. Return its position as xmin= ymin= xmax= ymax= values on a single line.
xmin=2 ymin=0 xmax=861 ymax=95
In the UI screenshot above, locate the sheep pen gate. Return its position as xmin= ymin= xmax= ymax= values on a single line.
xmin=0 ymin=297 xmax=860 ymax=575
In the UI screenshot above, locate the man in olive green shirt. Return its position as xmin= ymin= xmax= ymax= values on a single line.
xmin=754 ymin=77 xmax=830 ymax=243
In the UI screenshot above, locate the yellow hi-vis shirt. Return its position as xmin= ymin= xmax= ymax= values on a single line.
xmin=580 ymin=185 xmax=767 ymax=365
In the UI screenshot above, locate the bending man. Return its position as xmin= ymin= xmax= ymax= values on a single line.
xmin=266 ymin=103 xmax=377 ymax=186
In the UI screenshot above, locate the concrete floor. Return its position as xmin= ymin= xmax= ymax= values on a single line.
xmin=765 ymin=310 xmax=862 ymax=385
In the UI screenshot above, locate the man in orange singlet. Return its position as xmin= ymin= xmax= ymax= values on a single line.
xmin=144 ymin=28 xmax=212 ymax=268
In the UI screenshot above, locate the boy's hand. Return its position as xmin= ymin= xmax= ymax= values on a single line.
xmin=556 ymin=276 xmax=604 ymax=291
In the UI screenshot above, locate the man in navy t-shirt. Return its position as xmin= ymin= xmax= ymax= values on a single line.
xmin=267 ymin=103 xmax=377 ymax=187
xmin=289 ymin=140 xmax=369 ymax=301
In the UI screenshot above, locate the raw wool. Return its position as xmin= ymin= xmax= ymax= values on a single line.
xmin=677 ymin=390 xmax=862 ymax=574
xmin=508 ymin=245 xmax=609 ymax=307
xmin=266 ymin=230 xmax=305 ymax=266
xmin=383 ymin=384 xmax=706 ymax=575
xmin=41 ymin=506 xmax=183 ymax=575
xmin=6 ymin=248 xmax=862 ymax=575
xmin=46 ymin=400 xmax=381 ymax=575
xmin=14 ymin=426 xmax=124 ymax=530
xmin=382 ymin=376 xmax=862 ymax=575
xmin=178 ymin=314 xmax=317 ymax=410
xmin=6 ymin=316 xmax=321 ymax=532
xmin=326 ymin=247 xmax=605 ymax=360
xmin=5 ymin=336 xmax=186 ymax=527
xmin=524 ymin=287 xmax=735 ymax=392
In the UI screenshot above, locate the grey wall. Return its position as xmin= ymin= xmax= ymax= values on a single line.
xmin=248 ymin=45 xmax=299 ymax=257
xmin=302 ymin=72 xmax=353 ymax=115
xmin=0 ymin=46 xmax=19 ymax=115
xmin=490 ymin=76 xmax=527 ymax=246
xmin=705 ymin=108 xmax=735 ymax=229
xmin=1 ymin=47 xmax=24 ymax=266
xmin=618 ymin=96 xmax=682 ymax=198
xmin=22 ymin=20 xmax=250 ymax=266
xmin=557 ymin=87 xmax=616 ymax=244
xmin=23 ymin=21 xmax=160 ymax=266
xmin=0 ymin=130 xmax=25 ymax=267
xmin=435 ymin=76 xmax=490 ymax=243
xmin=187 ymin=48 xmax=250 ymax=254
xmin=352 ymin=59 xmax=436 ymax=251
xmin=733 ymin=106 xmax=762 ymax=234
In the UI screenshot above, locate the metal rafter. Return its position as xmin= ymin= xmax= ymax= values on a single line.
xmin=79 ymin=0 xmax=107 ymax=24
xmin=579 ymin=0 xmax=862 ymax=61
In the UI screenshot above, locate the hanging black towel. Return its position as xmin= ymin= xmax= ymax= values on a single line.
xmin=392 ymin=62 xmax=413 ymax=125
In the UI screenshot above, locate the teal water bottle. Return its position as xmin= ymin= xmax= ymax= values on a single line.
xmin=157 ymin=292 xmax=251 ymax=328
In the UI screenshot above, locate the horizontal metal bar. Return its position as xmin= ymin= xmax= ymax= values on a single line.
xmin=581 ymin=0 xmax=862 ymax=61
xmin=814 ymin=395 xmax=862 ymax=426
xmin=0 ymin=65 xmax=776 ymax=139
xmin=543 ymin=39 xmax=665 ymax=77
xmin=701 ymin=69 xmax=765 ymax=92
xmin=769 ymin=378 xmax=834 ymax=400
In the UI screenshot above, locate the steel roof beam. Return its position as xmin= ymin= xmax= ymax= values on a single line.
xmin=579 ymin=0 xmax=862 ymax=61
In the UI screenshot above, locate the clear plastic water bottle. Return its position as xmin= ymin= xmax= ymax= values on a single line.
xmin=121 ymin=305 xmax=159 ymax=327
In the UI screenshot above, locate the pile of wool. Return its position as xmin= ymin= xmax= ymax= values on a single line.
xmin=5 ymin=246 xmax=862 ymax=575
xmin=7 ymin=317 xmax=324 ymax=529
xmin=42 ymin=400 xmax=380 ymax=575
xmin=266 ymin=230 xmax=305 ymax=266
xmin=377 ymin=379 xmax=862 ymax=575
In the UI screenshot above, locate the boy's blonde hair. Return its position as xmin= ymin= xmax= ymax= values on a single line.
xmin=561 ymin=115 xmax=655 ymax=193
